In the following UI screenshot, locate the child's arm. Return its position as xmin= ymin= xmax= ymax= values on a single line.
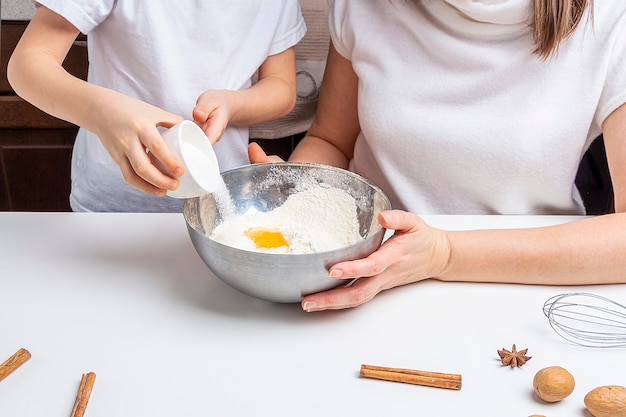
xmin=192 ymin=48 xmax=297 ymax=144
xmin=7 ymin=6 xmax=185 ymax=196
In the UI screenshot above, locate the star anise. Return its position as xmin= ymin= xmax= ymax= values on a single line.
xmin=497 ymin=344 xmax=532 ymax=368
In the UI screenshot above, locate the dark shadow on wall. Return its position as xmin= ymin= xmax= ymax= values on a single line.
xmin=576 ymin=135 xmax=614 ymax=215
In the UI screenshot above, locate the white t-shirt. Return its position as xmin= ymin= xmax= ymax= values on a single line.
xmin=329 ymin=0 xmax=626 ymax=214
xmin=35 ymin=0 xmax=306 ymax=212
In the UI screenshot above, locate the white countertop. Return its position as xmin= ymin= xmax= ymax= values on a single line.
xmin=1 ymin=212 xmax=624 ymax=416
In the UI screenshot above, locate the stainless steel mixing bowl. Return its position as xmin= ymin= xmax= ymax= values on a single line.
xmin=183 ymin=162 xmax=392 ymax=303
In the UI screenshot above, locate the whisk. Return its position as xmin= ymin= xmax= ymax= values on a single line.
xmin=543 ymin=292 xmax=626 ymax=348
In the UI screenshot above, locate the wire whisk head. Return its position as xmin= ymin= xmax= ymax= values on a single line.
xmin=543 ymin=292 xmax=626 ymax=348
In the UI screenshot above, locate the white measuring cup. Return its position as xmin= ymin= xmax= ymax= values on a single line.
xmin=158 ymin=120 xmax=221 ymax=199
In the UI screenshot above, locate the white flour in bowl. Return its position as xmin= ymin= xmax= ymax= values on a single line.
xmin=210 ymin=184 xmax=363 ymax=254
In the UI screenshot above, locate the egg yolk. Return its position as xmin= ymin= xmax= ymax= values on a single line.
xmin=244 ymin=227 xmax=289 ymax=249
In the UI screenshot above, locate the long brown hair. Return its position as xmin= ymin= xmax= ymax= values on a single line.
xmin=532 ymin=0 xmax=593 ymax=58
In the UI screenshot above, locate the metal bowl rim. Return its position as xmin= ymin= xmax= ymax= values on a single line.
xmin=219 ymin=161 xmax=390 ymax=197
xmin=183 ymin=162 xmax=392 ymax=257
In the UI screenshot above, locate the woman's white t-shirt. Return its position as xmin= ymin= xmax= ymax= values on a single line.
xmin=35 ymin=0 xmax=306 ymax=212
xmin=329 ymin=0 xmax=626 ymax=214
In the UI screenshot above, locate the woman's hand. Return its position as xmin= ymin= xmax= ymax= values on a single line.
xmin=301 ymin=210 xmax=452 ymax=312
xmin=247 ymin=142 xmax=285 ymax=163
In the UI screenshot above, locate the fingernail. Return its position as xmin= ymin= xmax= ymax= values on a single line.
xmin=154 ymin=189 xmax=167 ymax=197
xmin=329 ymin=269 xmax=343 ymax=279
xmin=302 ymin=301 xmax=317 ymax=312
xmin=173 ymin=166 xmax=184 ymax=177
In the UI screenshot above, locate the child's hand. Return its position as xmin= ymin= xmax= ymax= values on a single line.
xmin=193 ymin=90 xmax=232 ymax=145
xmin=92 ymin=92 xmax=185 ymax=196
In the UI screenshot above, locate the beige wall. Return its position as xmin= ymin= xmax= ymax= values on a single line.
xmin=1 ymin=0 xmax=36 ymax=20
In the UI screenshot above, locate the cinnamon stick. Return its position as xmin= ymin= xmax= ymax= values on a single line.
xmin=0 ymin=348 xmax=31 ymax=382
xmin=70 ymin=372 xmax=96 ymax=417
xmin=360 ymin=364 xmax=462 ymax=390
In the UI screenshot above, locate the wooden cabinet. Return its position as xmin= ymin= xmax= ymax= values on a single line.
xmin=1 ymin=21 xmax=86 ymax=211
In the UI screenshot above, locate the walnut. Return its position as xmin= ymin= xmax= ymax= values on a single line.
xmin=533 ymin=366 xmax=575 ymax=403
xmin=584 ymin=385 xmax=626 ymax=417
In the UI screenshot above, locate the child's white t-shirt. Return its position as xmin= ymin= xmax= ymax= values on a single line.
xmin=329 ymin=0 xmax=626 ymax=214
xmin=35 ymin=0 xmax=306 ymax=212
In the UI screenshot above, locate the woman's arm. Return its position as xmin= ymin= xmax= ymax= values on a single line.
xmin=439 ymin=104 xmax=626 ymax=285
xmin=301 ymin=103 xmax=626 ymax=312
xmin=288 ymin=42 xmax=361 ymax=169
xmin=247 ymin=42 xmax=360 ymax=166
xmin=8 ymin=6 xmax=186 ymax=196
xmin=603 ymin=102 xmax=626 ymax=211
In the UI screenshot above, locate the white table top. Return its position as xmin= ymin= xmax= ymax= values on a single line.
xmin=1 ymin=212 xmax=624 ymax=416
